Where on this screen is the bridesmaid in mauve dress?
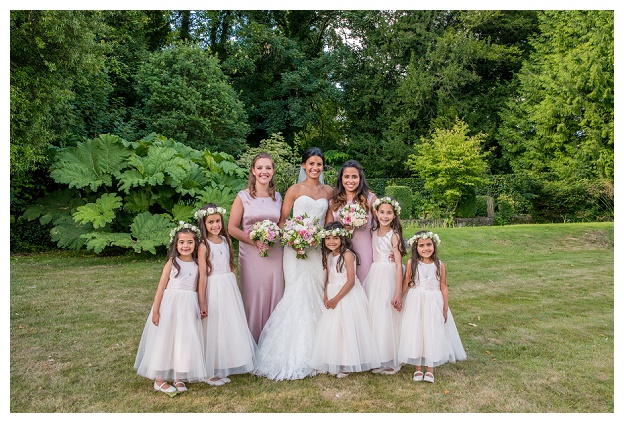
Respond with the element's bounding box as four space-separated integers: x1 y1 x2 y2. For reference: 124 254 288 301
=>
326 159 377 284
228 153 284 342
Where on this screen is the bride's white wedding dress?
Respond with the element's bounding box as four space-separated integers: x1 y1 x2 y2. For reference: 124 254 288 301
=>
253 195 328 380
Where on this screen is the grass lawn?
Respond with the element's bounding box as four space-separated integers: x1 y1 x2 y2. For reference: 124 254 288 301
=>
9 222 614 413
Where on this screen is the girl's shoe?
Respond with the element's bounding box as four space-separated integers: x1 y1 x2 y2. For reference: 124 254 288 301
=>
205 378 226 386
154 381 178 394
173 381 187 392
423 372 434 383
412 371 424 382
380 367 401 375
371 368 384 374
336 372 350 379
220 377 231 383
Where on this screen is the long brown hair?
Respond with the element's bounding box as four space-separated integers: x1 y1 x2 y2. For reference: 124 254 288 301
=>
371 200 407 257
330 159 372 214
408 230 441 288
196 203 236 276
247 152 276 200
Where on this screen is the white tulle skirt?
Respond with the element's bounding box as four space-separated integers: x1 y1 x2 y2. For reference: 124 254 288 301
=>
203 271 257 378
134 289 207 382
310 281 381 374
397 288 466 368
364 261 401 368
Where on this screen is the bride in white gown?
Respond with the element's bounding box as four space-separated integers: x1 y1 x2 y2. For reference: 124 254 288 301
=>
253 147 333 380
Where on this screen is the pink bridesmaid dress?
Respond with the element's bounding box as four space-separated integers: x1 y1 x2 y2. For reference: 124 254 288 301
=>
331 192 375 283
237 190 285 343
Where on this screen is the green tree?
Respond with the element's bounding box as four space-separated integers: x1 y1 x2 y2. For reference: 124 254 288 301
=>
133 43 250 156
498 10 614 181
10 10 104 175
407 119 489 216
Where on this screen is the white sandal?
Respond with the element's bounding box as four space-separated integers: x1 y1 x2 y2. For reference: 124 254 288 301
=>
412 371 424 382
423 372 435 383
154 381 177 394
173 381 187 392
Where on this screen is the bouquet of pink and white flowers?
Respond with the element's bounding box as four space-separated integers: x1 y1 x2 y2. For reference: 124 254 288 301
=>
339 203 368 234
280 214 322 259
249 219 281 257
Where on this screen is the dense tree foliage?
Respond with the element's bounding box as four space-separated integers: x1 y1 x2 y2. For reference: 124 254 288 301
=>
10 10 614 250
498 10 614 181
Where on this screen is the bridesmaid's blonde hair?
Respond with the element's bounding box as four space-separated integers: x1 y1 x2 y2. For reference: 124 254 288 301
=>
248 152 277 200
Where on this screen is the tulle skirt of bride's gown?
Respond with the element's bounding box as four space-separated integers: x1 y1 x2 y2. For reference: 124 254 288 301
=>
253 246 325 380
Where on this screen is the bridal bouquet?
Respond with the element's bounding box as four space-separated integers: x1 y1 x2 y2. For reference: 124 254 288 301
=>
249 219 281 257
338 203 368 234
280 214 322 259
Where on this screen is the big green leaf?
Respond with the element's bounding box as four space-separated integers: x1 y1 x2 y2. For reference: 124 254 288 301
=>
129 212 174 254
81 232 134 254
50 134 132 190
118 146 191 193
23 189 85 225
124 190 153 213
194 186 237 212
170 204 196 223
73 193 123 228
50 215 91 250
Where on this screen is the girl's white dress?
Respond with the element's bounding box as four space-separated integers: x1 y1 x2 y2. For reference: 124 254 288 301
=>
310 252 381 374
397 261 466 367
363 230 401 368
134 258 207 382
202 237 257 378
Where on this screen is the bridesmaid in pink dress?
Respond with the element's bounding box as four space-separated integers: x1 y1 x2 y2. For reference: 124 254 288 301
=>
325 159 377 284
228 153 284 342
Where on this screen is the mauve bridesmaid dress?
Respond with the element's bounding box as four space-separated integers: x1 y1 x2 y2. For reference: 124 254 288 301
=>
237 189 285 342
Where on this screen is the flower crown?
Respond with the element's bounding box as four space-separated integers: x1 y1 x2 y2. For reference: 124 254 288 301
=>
407 231 441 247
373 197 401 215
170 221 201 244
194 206 227 220
319 227 351 238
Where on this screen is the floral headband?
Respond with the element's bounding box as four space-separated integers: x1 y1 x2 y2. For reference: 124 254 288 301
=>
170 221 201 244
319 227 351 238
407 231 441 247
194 207 227 220
373 197 401 216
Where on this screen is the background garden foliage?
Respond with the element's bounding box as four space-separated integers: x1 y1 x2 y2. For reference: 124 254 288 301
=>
10 10 614 252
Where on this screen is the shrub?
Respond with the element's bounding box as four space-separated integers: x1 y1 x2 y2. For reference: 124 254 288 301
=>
455 189 478 218
384 186 413 218
494 194 517 226
475 195 490 217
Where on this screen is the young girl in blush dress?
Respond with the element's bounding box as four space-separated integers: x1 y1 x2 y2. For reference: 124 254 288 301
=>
228 152 284 343
364 197 407 375
134 223 206 396
398 231 466 383
196 203 257 386
310 222 380 378
326 159 377 283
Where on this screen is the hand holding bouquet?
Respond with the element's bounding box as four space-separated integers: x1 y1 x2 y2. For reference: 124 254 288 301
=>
338 203 368 234
280 214 322 259
249 219 281 257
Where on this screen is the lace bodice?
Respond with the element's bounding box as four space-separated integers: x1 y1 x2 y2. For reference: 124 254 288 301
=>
413 261 440 291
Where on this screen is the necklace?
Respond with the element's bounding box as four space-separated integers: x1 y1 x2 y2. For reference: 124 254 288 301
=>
303 183 323 191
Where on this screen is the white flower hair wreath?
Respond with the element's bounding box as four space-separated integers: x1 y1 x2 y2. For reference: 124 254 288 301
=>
170 221 201 244
407 231 441 247
372 197 401 216
194 207 227 221
319 227 351 238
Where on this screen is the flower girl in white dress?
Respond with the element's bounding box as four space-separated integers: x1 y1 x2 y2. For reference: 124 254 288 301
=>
398 231 466 383
196 203 257 386
134 223 206 396
310 222 380 378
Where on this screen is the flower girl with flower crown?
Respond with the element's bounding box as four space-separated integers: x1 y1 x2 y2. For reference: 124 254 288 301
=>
196 203 257 386
398 231 466 383
134 222 206 396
